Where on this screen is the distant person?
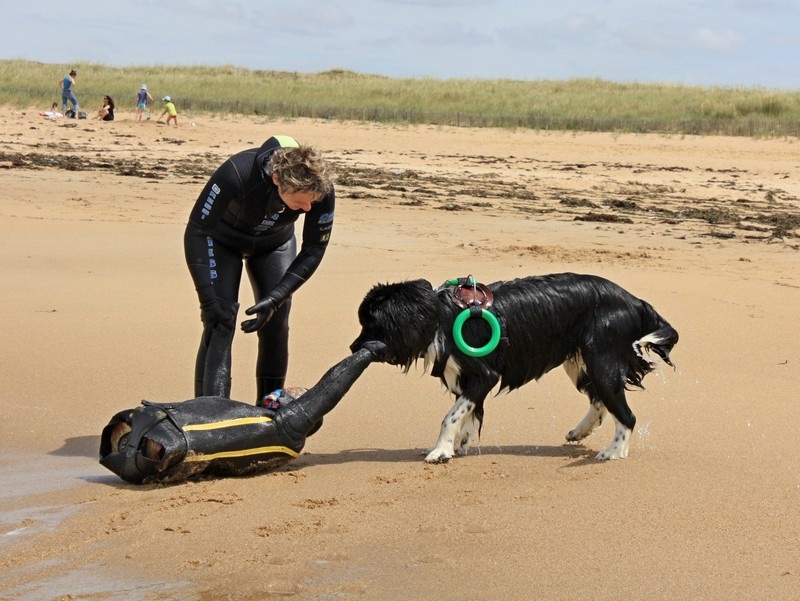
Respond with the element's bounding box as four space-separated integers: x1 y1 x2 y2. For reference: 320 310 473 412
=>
135 84 154 122
95 95 115 121
39 102 63 119
59 69 79 117
157 96 178 126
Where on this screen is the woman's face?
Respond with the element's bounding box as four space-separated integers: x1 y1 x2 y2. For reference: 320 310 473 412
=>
271 173 320 212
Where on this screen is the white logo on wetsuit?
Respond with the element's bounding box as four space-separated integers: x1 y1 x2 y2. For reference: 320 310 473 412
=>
256 205 286 233
206 236 218 280
200 183 221 220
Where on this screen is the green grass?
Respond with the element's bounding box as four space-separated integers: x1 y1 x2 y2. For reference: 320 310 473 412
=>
2 59 799 136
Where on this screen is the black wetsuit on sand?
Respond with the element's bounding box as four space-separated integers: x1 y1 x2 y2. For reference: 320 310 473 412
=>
98 344 386 484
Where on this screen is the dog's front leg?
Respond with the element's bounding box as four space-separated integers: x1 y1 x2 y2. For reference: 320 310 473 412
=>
424 395 475 463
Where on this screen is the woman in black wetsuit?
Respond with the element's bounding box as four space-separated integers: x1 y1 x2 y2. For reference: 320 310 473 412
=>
184 135 334 405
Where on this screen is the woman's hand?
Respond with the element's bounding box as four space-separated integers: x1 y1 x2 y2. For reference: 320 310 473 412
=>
241 296 278 333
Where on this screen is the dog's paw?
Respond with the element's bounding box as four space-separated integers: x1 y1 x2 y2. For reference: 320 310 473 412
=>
595 446 628 461
565 428 586 442
596 426 631 460
566 418 602 442
424 448 453 463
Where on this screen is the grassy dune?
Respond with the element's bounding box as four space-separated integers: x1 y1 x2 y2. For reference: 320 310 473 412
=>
2 59 798 136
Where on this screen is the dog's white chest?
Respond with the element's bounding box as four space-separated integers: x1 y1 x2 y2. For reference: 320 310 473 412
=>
425 342 463 395
442 357 463 394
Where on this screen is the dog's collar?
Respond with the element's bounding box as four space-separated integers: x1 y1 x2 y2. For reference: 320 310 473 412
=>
443 278 494 310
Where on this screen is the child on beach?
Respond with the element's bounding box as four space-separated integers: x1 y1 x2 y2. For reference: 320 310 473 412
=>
135 84 154 122
157 96 178 126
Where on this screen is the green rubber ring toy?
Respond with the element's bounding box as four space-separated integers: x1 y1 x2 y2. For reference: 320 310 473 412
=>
452 308 502 357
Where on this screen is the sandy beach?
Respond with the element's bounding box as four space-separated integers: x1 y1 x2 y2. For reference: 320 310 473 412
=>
1 108 798 600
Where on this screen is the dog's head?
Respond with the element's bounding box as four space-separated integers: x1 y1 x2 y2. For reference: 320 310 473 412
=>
350 279 440 370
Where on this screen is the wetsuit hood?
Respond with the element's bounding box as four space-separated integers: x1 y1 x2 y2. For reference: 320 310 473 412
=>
255 135 301 170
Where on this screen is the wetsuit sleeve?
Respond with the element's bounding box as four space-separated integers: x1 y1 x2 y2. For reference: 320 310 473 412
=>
184 160 246 302
187 159 244 230
267 188 335 306
274 344 385 445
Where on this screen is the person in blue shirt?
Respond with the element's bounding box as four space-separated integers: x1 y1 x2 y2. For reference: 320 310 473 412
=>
135 84 154 122
184 135 335 406
59 70 79 115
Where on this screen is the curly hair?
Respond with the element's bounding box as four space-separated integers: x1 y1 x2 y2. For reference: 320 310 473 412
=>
265 145 333 197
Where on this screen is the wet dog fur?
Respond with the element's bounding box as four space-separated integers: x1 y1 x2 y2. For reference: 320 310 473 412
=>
350 273 678 462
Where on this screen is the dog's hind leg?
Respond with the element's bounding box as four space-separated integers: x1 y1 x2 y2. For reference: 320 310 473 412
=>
566 402 607 442
592 383 635 461
564 355 607 442
597 414 633 461
565 354 635 459
424 395 478 463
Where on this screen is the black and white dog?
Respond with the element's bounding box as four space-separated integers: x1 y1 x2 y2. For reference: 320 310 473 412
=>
350 273 678 463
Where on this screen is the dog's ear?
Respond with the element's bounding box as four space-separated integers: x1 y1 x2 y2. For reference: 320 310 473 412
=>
406 278 433 293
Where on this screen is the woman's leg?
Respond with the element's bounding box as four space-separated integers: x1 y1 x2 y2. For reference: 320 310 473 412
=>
246 237 297 404
185 230 243 398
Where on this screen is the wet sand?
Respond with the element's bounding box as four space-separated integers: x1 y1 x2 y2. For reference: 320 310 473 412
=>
1 108 799 600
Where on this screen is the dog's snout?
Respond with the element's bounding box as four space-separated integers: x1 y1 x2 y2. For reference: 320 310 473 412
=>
349 336 364 353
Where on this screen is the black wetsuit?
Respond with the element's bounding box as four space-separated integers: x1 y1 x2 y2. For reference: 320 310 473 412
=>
184 136 335 402
98 343 387 484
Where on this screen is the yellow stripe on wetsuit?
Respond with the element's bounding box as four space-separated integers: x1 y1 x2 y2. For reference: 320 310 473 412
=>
183 416 273 431
183 446 298 462
180 415 298 461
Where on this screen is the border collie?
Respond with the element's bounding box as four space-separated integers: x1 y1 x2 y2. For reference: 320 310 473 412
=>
350 273 678 462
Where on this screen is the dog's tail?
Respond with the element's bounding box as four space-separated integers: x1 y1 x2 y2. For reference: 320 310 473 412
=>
633 325 679 369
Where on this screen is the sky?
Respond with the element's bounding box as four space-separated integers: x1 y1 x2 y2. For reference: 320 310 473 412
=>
4 0 798 89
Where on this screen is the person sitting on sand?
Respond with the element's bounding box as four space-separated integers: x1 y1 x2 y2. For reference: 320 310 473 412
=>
95 95 115 121
157 96 178 126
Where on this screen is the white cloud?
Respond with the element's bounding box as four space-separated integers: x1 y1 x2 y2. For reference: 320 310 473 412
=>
1 0 797 87
498 14 609 58
408 22 494 45
690 27 744 52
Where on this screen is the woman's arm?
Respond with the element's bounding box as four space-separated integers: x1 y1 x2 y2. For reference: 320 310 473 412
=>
241 189 335 332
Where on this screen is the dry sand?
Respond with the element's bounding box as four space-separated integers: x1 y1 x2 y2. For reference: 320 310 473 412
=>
0 107 798 600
